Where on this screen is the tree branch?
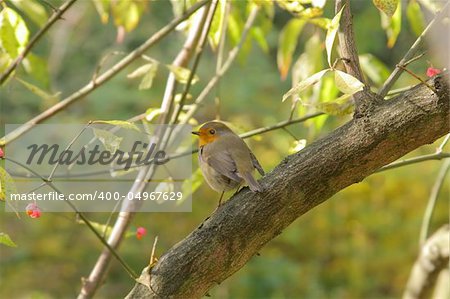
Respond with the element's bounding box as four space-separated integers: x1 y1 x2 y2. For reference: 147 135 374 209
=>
0 0 78 85
403 225 450 299
125 75 450 298
0 0 209 147
335 0 366 84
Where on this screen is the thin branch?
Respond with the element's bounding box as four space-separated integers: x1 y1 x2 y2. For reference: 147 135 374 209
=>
376 152 450 172
378 1 450 98
239 112 323 139
396 65 437 93
0 0 78 85
419 159 450 246
4 157 138 279
335 0 366 84
0 0 210 147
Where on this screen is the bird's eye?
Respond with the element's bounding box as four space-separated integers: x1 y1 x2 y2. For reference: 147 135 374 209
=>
209 129 216 135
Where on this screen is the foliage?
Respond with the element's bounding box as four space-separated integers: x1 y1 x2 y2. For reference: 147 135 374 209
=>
0 0 448 298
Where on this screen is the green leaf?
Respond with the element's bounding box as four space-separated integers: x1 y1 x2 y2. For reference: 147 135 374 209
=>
0 7 29 58
127 63 158 90
15 77 60 103
277 19 306 79
308 17 331 29
251 26 269 53
92 128 123 154
381 0 401 48
208 0 226 50
325 6 344 67
283 69 329 102
92 0 111 24
0 232 17 247
0 52 12 74
111 0 146 32
0 166 17 201
407 0 425 37
92 120 141 132
319 72 340 101
359 54 390 86
373 0 399 18
291 33 325 103
139 63 158 90
10 0 48 27
334 70 364 94
166 64 199 84
145 108 163 122
23 53 50 88
315 94 354 115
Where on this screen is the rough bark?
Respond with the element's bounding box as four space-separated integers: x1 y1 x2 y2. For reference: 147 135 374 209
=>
126 75 450 299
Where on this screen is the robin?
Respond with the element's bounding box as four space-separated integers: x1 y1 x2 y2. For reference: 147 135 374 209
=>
192 121 265 206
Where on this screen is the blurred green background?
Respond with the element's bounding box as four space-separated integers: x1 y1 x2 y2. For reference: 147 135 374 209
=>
1 0 449 298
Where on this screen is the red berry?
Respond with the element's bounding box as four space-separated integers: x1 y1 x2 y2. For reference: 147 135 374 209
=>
25 203 41 218
136 227 147 240
426 67 441 77
0 148 4 158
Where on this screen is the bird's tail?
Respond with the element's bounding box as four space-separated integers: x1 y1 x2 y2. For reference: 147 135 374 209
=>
241 172 263 192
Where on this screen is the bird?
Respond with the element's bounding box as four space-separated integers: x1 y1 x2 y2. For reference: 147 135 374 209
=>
192 121 265 206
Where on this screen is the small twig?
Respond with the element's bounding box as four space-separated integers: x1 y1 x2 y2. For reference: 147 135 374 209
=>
47 121 92 180
0 0 78 85
419 159 450 246
92 51 126 84
239 112 324 139
0 0 210 147
282 127 299 141
376 152 450 172
335 0 366 84
149 236 159 268
437 133 450 152
387 85 417 96
379 1 450 98
402 52 426 67
396 65 437 93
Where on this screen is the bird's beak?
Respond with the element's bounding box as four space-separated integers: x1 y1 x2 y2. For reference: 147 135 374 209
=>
191 131 200 136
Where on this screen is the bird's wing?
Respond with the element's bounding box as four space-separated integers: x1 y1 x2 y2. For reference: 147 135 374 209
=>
251 152 265 176
204 149 241 183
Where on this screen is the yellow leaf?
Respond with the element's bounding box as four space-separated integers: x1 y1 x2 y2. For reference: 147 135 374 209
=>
373 0 399 18
325 6 344 67
334 70 364 94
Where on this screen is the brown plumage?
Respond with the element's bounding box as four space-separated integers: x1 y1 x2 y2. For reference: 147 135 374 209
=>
192 121 265 196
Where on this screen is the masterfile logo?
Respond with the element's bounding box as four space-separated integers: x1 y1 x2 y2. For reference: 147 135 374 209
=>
5 124 193 212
